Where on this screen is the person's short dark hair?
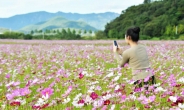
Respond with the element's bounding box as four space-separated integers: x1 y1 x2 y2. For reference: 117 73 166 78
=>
126 27 140 42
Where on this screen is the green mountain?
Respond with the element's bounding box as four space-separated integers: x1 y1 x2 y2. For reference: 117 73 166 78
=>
20 16 97 31
104 0 184 39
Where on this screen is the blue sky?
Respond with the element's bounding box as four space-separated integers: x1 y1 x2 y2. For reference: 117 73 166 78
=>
0 0 143 18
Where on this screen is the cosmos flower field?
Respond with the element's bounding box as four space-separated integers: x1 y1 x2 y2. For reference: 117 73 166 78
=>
0 40 184 110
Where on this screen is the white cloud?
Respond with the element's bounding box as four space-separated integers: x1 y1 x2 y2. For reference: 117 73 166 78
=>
0 0 143 18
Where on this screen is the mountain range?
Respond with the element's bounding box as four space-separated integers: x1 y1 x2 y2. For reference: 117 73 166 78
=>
20 16 97 31
0 11 119 31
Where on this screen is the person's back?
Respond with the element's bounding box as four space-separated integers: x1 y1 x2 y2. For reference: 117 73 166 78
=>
123 44 154 80
125 44 149 70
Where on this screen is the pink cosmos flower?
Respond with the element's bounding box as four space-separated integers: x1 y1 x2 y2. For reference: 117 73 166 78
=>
41 87 54 98
5 73 11 79
13 81 20 86
62 86 72 97
137 95 146 101
6 87 31 100
20 87 31 96
101 105 107 110
121 95 126 102
144 76 150 82
6 93 14 100
182 67 184 71
142 95 156 104
90 92 98 100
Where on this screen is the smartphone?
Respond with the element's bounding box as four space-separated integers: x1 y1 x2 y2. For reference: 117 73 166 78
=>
114 40 118 47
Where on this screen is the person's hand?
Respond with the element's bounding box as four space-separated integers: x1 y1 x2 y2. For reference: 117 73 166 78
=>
113 43 122 54
113 44 121 52
113 43 118 53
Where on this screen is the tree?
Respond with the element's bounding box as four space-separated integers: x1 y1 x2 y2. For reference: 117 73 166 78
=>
108 29 118 38
57 29 60 34
30 30 34 35
178 24 184 34
89 30 92 34
38 30 42 33
84 30 87 34
78 30 82 34
72 29 76 34
165 25 173 36
105 0 184 40
95 31 107 39
67 28 71 34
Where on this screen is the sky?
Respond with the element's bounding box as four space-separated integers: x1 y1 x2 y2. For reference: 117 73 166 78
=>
0 0 143 18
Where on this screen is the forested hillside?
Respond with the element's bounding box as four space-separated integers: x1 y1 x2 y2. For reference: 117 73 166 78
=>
104 0 184 40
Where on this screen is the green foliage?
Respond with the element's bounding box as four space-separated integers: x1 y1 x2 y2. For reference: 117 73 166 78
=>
104 0 184 40
0 28 82 40
178 34 184 40
0 31 24 39
84 30 87 34
95 31 107 39
89 30 92 34
23 34 32 40
178 24 184 34
78 30 82 34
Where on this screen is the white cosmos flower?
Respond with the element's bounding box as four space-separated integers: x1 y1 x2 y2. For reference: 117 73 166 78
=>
1 104 5 109
160 72 165 75
115 85 120 91
73 93 82 101
178 103 184 108
85 95 93 105
72 93 84 108
102 94 112 100
72 101 83 108
106 72 114 77
82 71 88 75
35 98 47 106
155 87 167 92
110 104 115 110
113 75 120 81
5 81 14 87
63 97 71 104
93 99 103 108
89 81 99 85
129 95 136 100
32 78 39 84
154 83 161 87
42 93 49 100
177 77 184 83
15 98 26 105
169 96 177 102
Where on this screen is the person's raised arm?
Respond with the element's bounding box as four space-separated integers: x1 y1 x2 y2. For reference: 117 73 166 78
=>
113 44 129 67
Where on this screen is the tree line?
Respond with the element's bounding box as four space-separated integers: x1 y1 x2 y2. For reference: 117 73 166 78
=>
0 28 95 40
102 0 184 40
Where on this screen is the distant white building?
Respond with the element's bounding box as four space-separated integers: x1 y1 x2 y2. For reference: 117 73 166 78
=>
151 0 163 2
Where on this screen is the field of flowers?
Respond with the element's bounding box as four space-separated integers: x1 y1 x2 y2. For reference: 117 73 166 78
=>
0 40 183 110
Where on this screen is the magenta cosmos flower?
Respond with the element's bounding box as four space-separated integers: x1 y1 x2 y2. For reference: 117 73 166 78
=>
41 87 54 99
90 92 98 100
79 73 84 79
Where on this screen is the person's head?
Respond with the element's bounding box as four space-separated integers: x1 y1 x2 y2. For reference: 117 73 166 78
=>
125 27 140 45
